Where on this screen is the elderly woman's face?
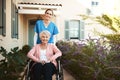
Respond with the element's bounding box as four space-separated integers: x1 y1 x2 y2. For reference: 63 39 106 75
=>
40 33 50 44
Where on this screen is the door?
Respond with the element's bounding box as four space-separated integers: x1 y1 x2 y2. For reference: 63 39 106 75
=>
28 20 36 47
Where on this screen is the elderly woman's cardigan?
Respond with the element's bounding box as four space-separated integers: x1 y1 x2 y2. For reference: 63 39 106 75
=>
27 44 62 67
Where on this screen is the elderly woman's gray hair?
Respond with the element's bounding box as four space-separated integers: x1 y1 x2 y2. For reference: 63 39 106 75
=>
39 30 51 37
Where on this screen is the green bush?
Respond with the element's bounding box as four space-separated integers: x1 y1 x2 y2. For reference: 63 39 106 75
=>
56 38 120 80
0 45 30 80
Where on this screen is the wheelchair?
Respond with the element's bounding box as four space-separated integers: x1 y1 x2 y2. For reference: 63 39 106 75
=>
24 57 64 80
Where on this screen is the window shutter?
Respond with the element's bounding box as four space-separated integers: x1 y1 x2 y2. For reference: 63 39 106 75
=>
0 0 3 35
0 0 6 36
80 21 85 39
11 0 18 39
65 21 69 40
3 0 6 36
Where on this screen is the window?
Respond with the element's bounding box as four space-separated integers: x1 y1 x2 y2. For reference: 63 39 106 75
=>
11 0 18 38
91 1 99 6
0 0 6 36
65 20 85 40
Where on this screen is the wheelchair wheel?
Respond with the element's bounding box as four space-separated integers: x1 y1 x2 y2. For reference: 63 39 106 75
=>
24 60 34 80
24 65 31 80
56 64 64 80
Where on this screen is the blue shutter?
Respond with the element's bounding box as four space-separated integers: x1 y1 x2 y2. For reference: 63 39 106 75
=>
80 21 85 39
11 0 18 39
65 21 70 40
0 0 3 35
0 0 6 36
3 0 6 36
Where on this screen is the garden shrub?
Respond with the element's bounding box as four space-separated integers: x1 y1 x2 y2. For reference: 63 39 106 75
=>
56 38 120 80
0 45 30 80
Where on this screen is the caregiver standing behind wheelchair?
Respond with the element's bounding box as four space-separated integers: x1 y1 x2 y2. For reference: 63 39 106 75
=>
34 9 59 45
27 30 62 80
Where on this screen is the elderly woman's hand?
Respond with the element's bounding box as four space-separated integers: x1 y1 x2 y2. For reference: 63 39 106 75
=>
49 58 54 62
40 60 46 65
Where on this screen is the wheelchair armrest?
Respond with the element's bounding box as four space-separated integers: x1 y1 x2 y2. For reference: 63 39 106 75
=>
27 58 30 62
56 56 62 69
56 56 61 61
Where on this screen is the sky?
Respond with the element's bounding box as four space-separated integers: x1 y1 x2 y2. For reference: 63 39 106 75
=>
77 0 91 8
76 0 120 16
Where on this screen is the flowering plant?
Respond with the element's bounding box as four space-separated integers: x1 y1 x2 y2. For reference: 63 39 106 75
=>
56 38 120 80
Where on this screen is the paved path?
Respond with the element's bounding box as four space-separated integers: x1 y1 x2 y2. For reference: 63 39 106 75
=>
23 68 76 80
62 69 76 80
53 69 75 80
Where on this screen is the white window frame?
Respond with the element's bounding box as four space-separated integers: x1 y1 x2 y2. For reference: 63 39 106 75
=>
65 20 85 40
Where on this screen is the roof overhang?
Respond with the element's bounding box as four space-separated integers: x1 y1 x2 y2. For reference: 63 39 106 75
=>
17 2 62 15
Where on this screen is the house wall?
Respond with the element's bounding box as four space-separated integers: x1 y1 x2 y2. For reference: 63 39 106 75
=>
0 0 28 52
19 14 28 46
85 20 113 39
49 0 87 40
0 0 16 51
0 0 87 52
0 0 18 59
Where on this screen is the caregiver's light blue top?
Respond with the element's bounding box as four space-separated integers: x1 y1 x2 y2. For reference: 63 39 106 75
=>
34 20 59 44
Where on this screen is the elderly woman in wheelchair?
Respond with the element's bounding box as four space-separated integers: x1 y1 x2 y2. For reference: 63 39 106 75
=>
27 30 62 80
